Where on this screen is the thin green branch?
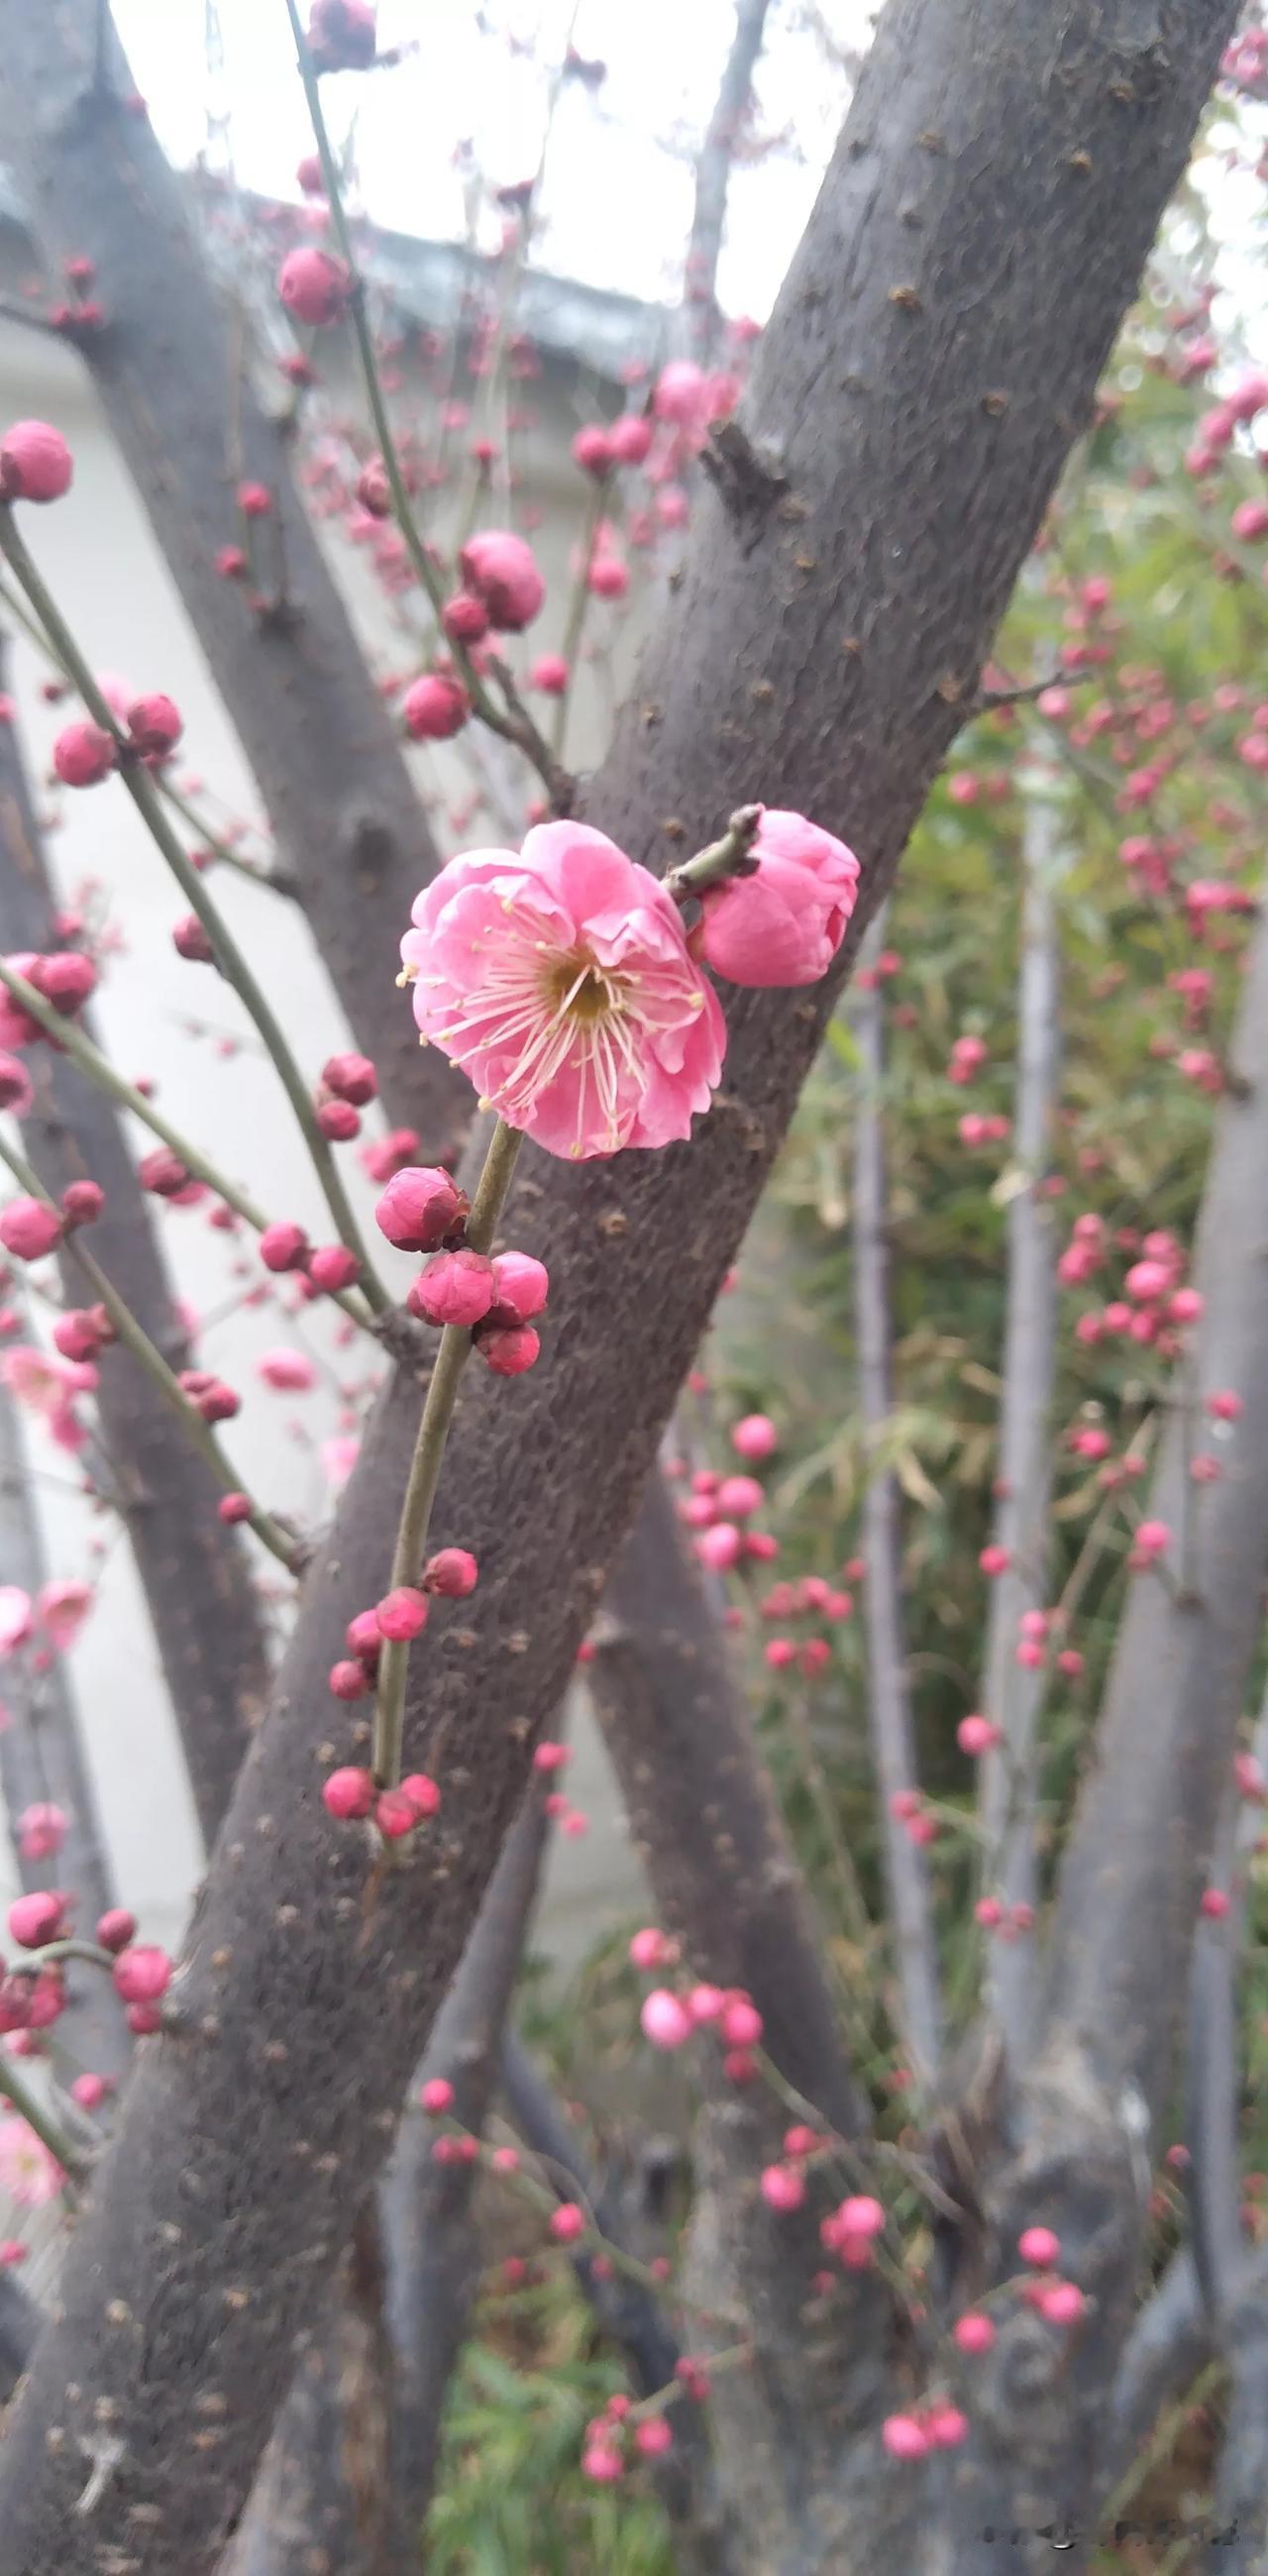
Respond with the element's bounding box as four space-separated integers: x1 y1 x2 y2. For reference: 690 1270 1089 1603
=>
371 1118 523 1786
0 956 373 1336
281 0 574 816
0 503 389 1311
0 1133 305 1576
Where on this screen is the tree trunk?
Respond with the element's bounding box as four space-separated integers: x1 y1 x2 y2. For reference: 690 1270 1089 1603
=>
0 0 468 1156
592 1466 864 2138
978 788 1061 2064
851 932 943 2091
0 8 1236 2568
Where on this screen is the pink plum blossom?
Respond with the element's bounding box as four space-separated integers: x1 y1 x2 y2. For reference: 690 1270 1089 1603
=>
0 2116 64 2207
401 823 725 1159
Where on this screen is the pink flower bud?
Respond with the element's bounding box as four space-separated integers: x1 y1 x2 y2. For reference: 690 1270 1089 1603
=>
608 413 653 466
256 1347 316 1392
375 1166 467 1252
70 2072 108 2110
0 1198 60 1261
127 694 182 755
1018 2225 1061 2268
587 553 628 598
419 2077 454 2114
322 1052 377 1106
958 1714 1000 1756
0 419 73 502
409 1248 496 1328
1208 1389 1243 1422
715 1473 763 1519
731 1412 777 1459
1036 2280 1085 2325
95 1907 136 1954
112 1944 171 2004
488 1249 549 1323
60 1179 103 1229
139 1146 190 1198
1201 1886 1230 1919
403 674 470 741
375 1788 417 1840
699 810 860 989
634 2416 673 2457
322 1762 370 1823
719 1995 763 2048
640 1988 693 2049
549 2201 585 2243
459 529 545 631
760 2162 805 2211
533 1740 570 1772
530 654 569 694
882 2414 929 2460
317 1099 360 1141
7 1891 63 1949
924 2405 969 2449
277 245 352 327
375 1587 429 1642
572 425 613 476
309 1244 362 1294
53 721 115 789
423 1548 478 1598
172 913 215 964
261 1222 311 1273
954 2309 996 2354
401 1772 441 1817
35 950 97 1014
328 1659 370 1701
696 1521 742 1571
441 590 488 644
1169 1287 1204 1324
308 0 378 72
581 2443 624 2484
476 1321 541 1375
628 1926 675 1970
979 1545 1010 1576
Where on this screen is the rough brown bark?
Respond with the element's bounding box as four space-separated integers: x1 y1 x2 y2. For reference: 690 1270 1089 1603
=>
0 7 1236 2569
593 1467 864 2138
0 683 270 1847
0 0 468 1157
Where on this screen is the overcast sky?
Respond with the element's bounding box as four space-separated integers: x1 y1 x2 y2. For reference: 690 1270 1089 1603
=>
109 0 871 320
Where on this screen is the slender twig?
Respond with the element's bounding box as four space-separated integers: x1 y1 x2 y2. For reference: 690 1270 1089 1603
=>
0 1134 305 1575
0 504 388 1311
0 956 373 1337
281 0 574 817
370 1119 523 1786
0 2048 86 2184
549 477 604 760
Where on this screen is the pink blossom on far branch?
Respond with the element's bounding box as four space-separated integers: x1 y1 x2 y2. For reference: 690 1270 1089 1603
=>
400 823 725 1159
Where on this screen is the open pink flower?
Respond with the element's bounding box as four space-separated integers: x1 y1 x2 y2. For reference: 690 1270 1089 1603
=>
0 2116 64 2207
401 823 725 1159
698 810 860 988
2 1344 96 1452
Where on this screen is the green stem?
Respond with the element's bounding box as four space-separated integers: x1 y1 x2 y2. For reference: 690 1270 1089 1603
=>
0 955 373 1336
0 2046 87 2183
0 1134 305 1576
665 805 764 902
0 504 388 1312
371 1117 523 1786
157 776 299 902
282 0 573 815
549 477 605 761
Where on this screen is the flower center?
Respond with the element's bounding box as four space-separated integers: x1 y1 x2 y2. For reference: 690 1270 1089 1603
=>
545 948 622 1026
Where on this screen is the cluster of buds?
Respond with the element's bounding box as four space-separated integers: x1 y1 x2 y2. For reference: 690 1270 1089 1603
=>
629 1929 764 2079
374 1164 547 1375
